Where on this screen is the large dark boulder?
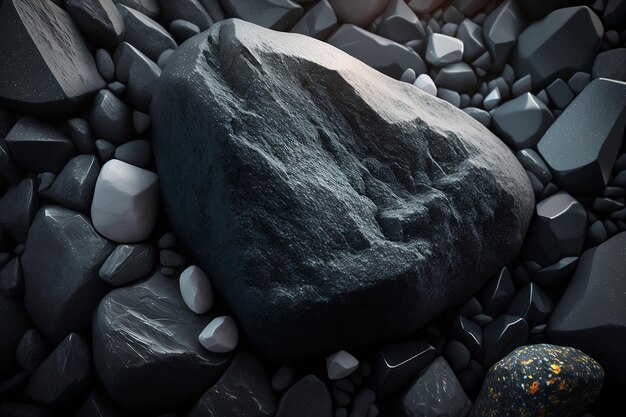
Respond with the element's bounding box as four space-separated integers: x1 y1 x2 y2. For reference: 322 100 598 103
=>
151 19 534 361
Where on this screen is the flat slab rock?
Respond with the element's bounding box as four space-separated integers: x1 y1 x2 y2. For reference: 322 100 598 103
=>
152 19 534 361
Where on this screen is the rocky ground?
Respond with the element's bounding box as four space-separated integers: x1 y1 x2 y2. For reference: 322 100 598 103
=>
0 1 625 417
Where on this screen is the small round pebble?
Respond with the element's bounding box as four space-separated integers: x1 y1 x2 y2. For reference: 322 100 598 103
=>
327 350 359 380
199 316 238 353
179 265 213 314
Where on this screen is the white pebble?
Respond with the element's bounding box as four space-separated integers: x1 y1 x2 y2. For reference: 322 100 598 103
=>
199 316 238 353
179 265 213 314
326 350 359 380
414 74 437 96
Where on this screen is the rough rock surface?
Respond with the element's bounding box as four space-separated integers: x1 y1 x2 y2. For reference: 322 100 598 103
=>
152 19 535 361
93 272 231 412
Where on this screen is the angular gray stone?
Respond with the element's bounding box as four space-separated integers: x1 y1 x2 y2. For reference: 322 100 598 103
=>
546 78 574 109
67 0 125 49
115 0 159 19
199 0 225 22
434 62 477 92
490 93 554 150
22 206 114 342
0 257 24 299
90 90 132 146
437 88 462 107
407 0 447 13
67 118 95 154
189 353 276 417
537 78 626 195
44 155 100 212
0 178 37 243
126 48 162 113
95 139 115 162
274 375 332 417
152 19 535 361
169 19 201 43
425 33 464 66
532 256 579 287
483 315 529 368
330 0 389 27
483 0 523 70
291 0 337 40
568 71 591 94
156 0 212 30
114 139 152 168
453 0 490 16
223 0 303 31
463 107 491 127
24 333 91 407
96 49 116 83
482 87 501 110
0 0 106 115
16 329 48 374
93 272 231 412
548 231 626 382
399 357 472 417
99 243 156 286
480 266 515 317
327 24 427 79
517 149 552 184
117 4 177 62
452 315 484 361
457 19 485 62
372 341 436 400
4 117 76 173
513 6 604 90
0 293 30 378
377 0 427 43
592 48 626 82
506 283 553 327
512 74 532 97
524 191 587 266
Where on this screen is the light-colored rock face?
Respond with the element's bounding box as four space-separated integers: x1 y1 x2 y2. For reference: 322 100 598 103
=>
152 19 534 361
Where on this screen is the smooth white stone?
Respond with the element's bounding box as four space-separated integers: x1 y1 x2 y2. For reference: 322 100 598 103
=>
199 316 238 353
326 350 359 380
179 265 213 314
414 74 437 96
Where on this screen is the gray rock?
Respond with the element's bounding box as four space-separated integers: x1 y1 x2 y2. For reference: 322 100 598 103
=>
568 71 591 94
483 315 529 368
223 0 303 31
90 90 132 146
350 388 376 417
426 33 464 66
76 389 121 417
546 78 574 109
189 353 276 417
274 375 332 417
453 0 490 16
99 243 156 286
44 155 100 212
67 118 94 154
95 139 116 162
327 24 427 79
506 283 553 327
399 357 472 417
158 231 177 248
67 0 125 49
114 139 152 168
93 272 231 412
96 49 116 82
271 365 295 391
117 4 177 62
133 110 151 133
4 117 76 173
0 0 106 115
524 191 587 266
401 68 417 83
548 231 626 382
126 50 161 114
407 0 447 13
445 340 471 372
490 93 554 150
377 0 427 43
457 19 485 62
0 257 23 298
0 293 30 377
533 256 579 287
107 81 126 97
482 87 501 110
291 0 337 40
434 62 477 92
24 333 91 406
452 315 483 361
463 107 491 127
22 206 114 342
156 0 212 30
330 0 389 27
537 78 626 195
114 0 159 19
169 19 201 43
483 0 523 70
16 329 48 374
437 88 462 107
511 74 532 97
443 5 464 24
513 6 603 90
516 149 552 184
487 77 510 100
515 0 589 19
480 266 515 317
199 0 225 22
152 19 534 360
0 178 37 243
592 48 626 82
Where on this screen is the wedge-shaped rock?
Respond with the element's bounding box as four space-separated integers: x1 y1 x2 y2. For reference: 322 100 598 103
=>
152 19 534 361
330 0 389 27
22 206 114 342
0 0 105 115
66 0 125 49
93 272 231 412
222 0 303 31
548 232 626 383
117 4 177 62
513 6 603 90
537 78 626 195
291 0 337 40
377 0 426 43
328 24 427 79
483 0 523 70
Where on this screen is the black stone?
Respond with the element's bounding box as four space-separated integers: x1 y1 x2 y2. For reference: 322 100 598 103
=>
0 372 29 397
452 315 483 361
66 0 125 49
483 315 529 368
0 0 105 115
350 388 376 417
290 0 337 40
43 155 100 212
532 256 578 288
92 272 231 412
117 4 177 62
0 293 30 378
66 118 95 154
483 0 524 70
445 340 471 372
592 48 626 82
274 375 332 417
90 89 133 146
4 117 76 173
222 0 303 31
0 178 37 243
152 19 534 361
505 283 553 327
0 138 21 186
480 266 515 317
515 0 588 19
189 353 276 417
115 0 159 19
156 0 213 30
99 243 156 286
0 403 52 417
377 0 427 44
371 340 436 400
76 389 122 417
24 333 91 407
16 329 48 374
0 257 23 298
548 232 626 383
22 206 114 342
